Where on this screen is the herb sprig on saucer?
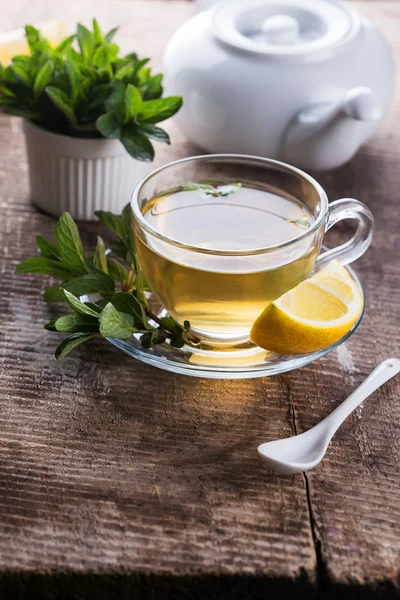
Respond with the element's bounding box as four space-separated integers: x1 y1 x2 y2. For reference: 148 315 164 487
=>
15 206 192 359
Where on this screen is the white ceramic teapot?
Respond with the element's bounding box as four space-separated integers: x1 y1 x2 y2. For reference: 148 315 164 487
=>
164 0 394 170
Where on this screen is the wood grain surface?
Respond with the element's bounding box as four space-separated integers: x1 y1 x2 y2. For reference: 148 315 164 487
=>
0 1 399 599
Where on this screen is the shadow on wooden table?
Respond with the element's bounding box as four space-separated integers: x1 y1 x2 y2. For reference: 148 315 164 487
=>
0 571 399 599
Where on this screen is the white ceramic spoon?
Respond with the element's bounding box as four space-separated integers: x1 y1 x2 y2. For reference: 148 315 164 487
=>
258 358 400 474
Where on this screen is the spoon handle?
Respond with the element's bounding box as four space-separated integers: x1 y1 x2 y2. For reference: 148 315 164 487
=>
323 358 400 437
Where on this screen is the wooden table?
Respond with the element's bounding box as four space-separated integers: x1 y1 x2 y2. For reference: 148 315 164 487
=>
0 1 399 598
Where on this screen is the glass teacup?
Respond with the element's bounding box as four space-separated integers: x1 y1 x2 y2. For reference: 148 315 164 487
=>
131 155 373 345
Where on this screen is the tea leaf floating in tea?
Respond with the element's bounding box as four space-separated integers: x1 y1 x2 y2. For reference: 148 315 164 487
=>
15 209 194 359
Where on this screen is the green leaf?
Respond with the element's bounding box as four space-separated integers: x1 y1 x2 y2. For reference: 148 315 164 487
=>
44 284 64 303
36 236 61 260
46 86 77 125
107 258 128 285
66 62 81 105
61 271 115 297
121 203 135 257
121 128 154 161
111 292 146 327
143 73 163 100
93 19 104 45
140 332 152 349
99 303 137 338
54 34 76 55
169 334 185 349
124 84 143 122
0 106 40 120
33 60 54 99
44 318 57 331
108 240 127 259
15 257 74 279
25 25 40 51
84 302 103 314
160 317 179 333
54 313 99 333
62 289 101 317
77 24 94 60
95 210 126 241
55 212 91 274
105 81 125 121
87 83 112 108
93 236 109 273
9 64 32 86
55 332 97 360
139 96 183 124
104 26 119 44
96 112 121 138
138 124 170 144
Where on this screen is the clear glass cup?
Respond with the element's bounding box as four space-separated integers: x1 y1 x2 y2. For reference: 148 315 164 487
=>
131 155 373 345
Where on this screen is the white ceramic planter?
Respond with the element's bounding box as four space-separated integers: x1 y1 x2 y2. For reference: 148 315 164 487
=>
23 120 149 221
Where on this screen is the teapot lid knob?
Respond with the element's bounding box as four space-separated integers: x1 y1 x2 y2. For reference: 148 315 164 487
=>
261 15 300 45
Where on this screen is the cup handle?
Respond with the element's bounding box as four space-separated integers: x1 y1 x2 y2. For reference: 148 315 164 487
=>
316 198 374 268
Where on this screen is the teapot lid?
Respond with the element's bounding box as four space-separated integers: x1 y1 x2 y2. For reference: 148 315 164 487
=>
211 0 360 57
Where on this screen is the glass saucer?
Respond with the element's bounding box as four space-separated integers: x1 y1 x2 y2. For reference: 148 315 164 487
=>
106 263 364 379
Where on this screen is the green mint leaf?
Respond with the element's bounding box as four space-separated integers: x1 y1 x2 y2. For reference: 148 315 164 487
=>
124 84 143 122
25 25 41 51
107 258 128 285
121 203 136 259
44 318 58 331
181 182 241 197
33 60 54 99
169 334 185 349
62 289 101 317
84 302 103 314
160 317 178 333
54 34 76 55
10 64 31 87
140 332 152 349
95 210 126 241
121 128 154 162
139 96 183 124
15 257 74 279
54 313 99 333
93 236 109 273
55 212 91 274
96 112 121 138
138 124 170 144
44 284 64 303
92 19 104 45
46 86 77 125
104 26 119 44
99 303 137 338
66 62 81 106
143 73 163 101
77 23 94 60
105 81 125 120
55 332 97 360
36 236 61 260
61 271 115 297
111 292 147 328
109 240 128 259
0 106 40 119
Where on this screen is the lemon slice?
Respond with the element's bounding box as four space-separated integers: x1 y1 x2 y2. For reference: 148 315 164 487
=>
250 260 363 355
0 22 67 65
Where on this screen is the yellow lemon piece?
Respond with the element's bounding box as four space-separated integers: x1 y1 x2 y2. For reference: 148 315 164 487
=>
250 260 363 355
0 22 67 65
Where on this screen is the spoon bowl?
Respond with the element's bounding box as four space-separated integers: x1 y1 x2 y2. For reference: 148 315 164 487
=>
258 358 400 474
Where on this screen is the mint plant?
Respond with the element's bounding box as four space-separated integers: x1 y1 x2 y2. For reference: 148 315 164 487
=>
15 207 193 359
0 20 182 161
